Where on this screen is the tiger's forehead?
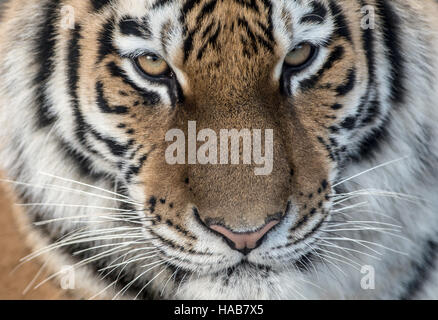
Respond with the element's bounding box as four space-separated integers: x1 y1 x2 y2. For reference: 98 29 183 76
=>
112 0 334 64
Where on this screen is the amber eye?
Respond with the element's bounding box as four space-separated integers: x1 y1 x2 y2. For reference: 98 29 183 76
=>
284 43 317 70
135 54 170 78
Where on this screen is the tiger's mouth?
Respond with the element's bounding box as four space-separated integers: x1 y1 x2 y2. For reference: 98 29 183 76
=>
149 207 329 279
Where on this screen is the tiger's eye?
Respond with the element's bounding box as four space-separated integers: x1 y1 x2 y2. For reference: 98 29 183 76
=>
136 54 170 77
284 43 314 68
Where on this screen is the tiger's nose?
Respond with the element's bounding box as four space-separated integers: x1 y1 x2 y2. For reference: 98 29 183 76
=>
209 220 280 255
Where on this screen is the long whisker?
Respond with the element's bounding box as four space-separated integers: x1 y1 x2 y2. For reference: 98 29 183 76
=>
321 228 410 243
0 178 140 206
306 243 347 277
333 156 409 187
22 260 49 295
20 231 149 263
15 202 132 211
113 258 174 299
100 251 161 272
332 189 426 205
33 244 134 290
159 252 192 297
38 172 138 201
134 266 169 300
331 201 368 212
316 248 362 269
317 239 381 261
318 236 408 255
325 220 403 229
332 209 401 223
322 226 401 233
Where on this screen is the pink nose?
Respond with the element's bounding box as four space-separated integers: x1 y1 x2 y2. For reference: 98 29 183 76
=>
210 220 279 253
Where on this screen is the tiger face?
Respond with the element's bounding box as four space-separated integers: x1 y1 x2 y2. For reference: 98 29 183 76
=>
2 0 424 299
76 1 373 263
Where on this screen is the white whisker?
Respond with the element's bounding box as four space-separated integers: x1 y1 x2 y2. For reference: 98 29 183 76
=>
15 202 132 211
333 156 409 187
0 178 140 206
114 258 174 299
134 266 169 300
38 171 137 201
317 239 381 261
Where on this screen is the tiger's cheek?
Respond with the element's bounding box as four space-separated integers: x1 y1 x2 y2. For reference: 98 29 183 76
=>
290 39 368 168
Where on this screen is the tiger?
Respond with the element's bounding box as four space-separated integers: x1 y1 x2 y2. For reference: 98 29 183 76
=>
0 0 437 300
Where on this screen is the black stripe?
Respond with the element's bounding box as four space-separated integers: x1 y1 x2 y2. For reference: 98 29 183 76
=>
67 24 102 157
197 21 221 60
340 116 356 130
300 1 328 24
67 25 82 103
57 138 107 179
201 20 215 39
253 0 274 52
196 0 218 24
259 0 274 39
181 0 273 62
152 0 174 9
317 136 336 161
331 103 343 110
183 29 195 62
97 18 116 63
336 68 356 96
91 0 111 11
238 18 259 55
180 0 201 62
358 0 376 81
256 20 275 43
96 81 129 114
34 0 61 128
400 239 438 300
375 0 405 104
106 61 161 105
182 0 203 16
349 0 402 162
359 101 379 126
119 16 152 39
349 116 389 161
357 0 380 127
342 0 381 162
125 153 149 182
232 0 260 13
328 0 352 42
67 24 93 153
68 26 133 159
299 45 345 91
238 17 273 53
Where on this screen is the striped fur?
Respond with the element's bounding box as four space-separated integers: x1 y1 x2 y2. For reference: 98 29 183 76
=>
0 0 438 299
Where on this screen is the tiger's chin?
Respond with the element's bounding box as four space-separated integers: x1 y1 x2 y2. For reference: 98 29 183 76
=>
161 234 319 287
165 258 314 300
